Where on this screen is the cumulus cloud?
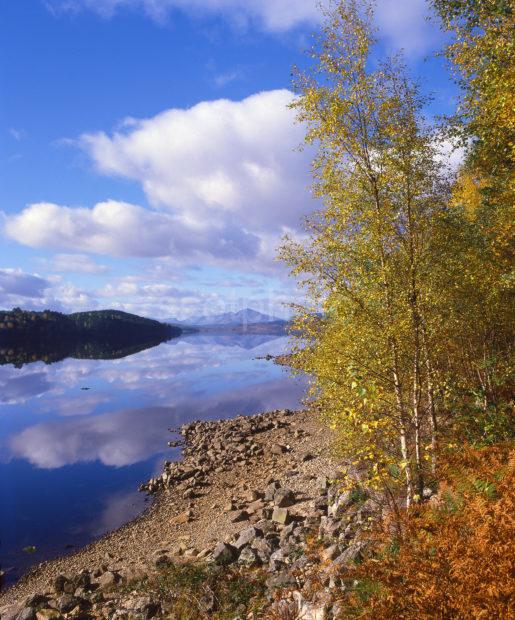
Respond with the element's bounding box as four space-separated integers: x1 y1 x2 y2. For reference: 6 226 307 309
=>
4 200 260 261
4 90 312 269
80 90 311 232
48 253 109 274
0 268 51 307
0 267 98 313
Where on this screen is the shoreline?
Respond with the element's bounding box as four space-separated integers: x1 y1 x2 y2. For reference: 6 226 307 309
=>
0 407 337 610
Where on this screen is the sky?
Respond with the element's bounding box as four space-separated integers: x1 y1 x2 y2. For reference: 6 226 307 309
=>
0 0 458 320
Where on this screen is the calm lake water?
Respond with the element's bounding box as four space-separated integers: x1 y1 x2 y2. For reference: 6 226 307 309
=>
0 333 304 587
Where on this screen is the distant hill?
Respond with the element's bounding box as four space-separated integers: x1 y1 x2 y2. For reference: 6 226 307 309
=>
167 308 286 329
0 308 181 367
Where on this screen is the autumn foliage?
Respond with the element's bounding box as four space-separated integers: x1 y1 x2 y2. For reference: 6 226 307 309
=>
338 445 515 619
279 1 514 617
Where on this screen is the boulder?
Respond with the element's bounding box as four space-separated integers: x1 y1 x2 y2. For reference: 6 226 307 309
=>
321 544 341 562
274 488 295 508
212 543 238 566
15 610 36 620
234 526 261 549
131 597 160 619
22 596 48 610
272 507 291 525
54 595 80 614
292 592 326 620
333 541 368 567
264 481 281 502
238 547 260 567
229 510 250 523
97 571 118 590
251 538 274 562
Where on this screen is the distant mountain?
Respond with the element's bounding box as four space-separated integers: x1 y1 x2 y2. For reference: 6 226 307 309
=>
168 308 285 328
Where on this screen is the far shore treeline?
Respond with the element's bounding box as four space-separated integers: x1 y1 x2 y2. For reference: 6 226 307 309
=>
0 308 181 367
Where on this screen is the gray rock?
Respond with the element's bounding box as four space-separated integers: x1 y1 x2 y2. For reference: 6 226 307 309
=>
272 507 291 525
238 547 260 567
274 488 295 508
280 522 296 541
321 544 341 562
212 542 238 565
52 575 70 594
98 571 118 590
254 519 276 535
251 537 274 562
55 595 80 614
131 597 160 619
333 541 368 567
269 549 287 571
266 571 296 589
246 499 265 513
264 481 281 502
15 610 35 620
229 510 249 523
328 491 354 519
292 591 326 620
234 526 261 549
73 571 91 590
22 595 48 610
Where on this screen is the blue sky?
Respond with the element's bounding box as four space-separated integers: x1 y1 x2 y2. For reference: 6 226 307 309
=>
0 0 457 320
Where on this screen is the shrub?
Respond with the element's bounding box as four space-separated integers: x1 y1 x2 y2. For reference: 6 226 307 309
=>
337 444 514 619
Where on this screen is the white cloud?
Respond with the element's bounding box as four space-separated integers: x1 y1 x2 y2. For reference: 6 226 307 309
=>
45 0 321 32
434 137 466 173
212 68 245 88
375 0 441 56
4 90 312 271
4 199 261 261
0 268 51 307
0 267 99 313
48 253 109 274
80 90 311 233
97 278 204 300
45 0 442 55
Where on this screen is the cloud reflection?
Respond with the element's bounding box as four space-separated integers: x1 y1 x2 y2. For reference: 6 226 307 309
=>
9 377 304 469
0 369 52 405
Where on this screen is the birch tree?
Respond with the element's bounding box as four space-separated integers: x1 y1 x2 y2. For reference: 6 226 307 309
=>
280 0 451 505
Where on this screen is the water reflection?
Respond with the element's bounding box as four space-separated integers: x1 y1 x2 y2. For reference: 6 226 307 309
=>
0 334 173 369
0 333 303 587
0 370 52 405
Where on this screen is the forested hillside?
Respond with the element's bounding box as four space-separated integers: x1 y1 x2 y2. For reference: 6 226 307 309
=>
0 308 181 367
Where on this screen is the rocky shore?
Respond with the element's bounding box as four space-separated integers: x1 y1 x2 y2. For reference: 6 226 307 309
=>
0 409 378 619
